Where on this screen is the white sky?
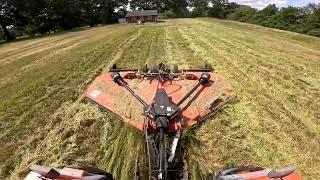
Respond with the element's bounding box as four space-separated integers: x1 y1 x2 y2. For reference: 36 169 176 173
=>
229 0 320 9
123 0 320 11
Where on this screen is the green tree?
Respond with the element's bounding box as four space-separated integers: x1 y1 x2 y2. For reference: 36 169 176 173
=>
0 0 18 40
275 6 302 30
167 0 189 17
260 4 278 16
22 0 52 34
252 4 278 27
189 0 210 16
79 0 102 27
226 5 256 22
300 3 320 36
47 0 82 30
224 2 240 15
0 28 4 40
130 0 159 10
130 0 189 17
99 0 128 24
208 0 228 18
116 7 128 18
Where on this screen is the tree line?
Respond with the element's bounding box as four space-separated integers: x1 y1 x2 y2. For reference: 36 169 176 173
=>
1 0 319 41
216 3 320 37
0 0 129 41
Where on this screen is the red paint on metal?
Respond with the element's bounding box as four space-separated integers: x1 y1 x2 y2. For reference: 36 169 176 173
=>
244 172 301 180
86 71 235 132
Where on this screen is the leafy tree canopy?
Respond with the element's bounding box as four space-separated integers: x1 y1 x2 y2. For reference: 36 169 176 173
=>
0 0 319 41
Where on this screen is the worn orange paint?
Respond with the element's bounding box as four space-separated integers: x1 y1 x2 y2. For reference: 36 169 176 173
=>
86 71 235 132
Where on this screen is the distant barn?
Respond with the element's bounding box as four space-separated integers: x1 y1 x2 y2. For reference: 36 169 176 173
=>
125 10 158 23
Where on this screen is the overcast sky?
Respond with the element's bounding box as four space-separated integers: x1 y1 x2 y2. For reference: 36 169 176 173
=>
229 0 320 9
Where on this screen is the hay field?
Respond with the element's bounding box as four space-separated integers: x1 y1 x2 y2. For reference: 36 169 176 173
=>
0 18 319 179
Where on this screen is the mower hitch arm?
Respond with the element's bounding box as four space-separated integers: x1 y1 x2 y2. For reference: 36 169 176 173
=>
112 72 148 107
177 73 211 106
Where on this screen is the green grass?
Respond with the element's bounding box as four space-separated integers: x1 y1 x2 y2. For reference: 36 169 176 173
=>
0 18 319 179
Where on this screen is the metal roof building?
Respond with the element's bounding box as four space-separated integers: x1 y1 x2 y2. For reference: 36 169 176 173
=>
125 10 158 23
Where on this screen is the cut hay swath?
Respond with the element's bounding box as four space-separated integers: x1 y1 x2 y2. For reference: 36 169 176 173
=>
0 18 319 179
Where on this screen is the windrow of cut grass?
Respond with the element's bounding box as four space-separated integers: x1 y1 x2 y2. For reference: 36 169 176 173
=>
9 101 145 180
164 25 200 69
170 18 320 179
116 26 166 69
0 24 141 178
0 18 319 179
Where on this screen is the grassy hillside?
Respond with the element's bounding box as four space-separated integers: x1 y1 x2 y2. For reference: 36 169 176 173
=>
0 18 319 179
